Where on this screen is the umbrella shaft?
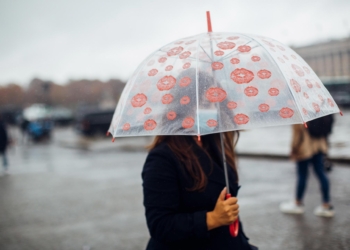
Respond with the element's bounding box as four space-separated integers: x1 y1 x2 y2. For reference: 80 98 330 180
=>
220 132 230 193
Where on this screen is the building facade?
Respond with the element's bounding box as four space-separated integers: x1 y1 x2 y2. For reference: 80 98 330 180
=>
293 37 350 106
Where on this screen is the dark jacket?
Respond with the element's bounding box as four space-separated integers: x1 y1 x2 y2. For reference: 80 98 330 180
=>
142 136 251 250
0 121 8 152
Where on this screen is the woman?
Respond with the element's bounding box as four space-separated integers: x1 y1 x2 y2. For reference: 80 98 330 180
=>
142 132 254 249
280 124 334 217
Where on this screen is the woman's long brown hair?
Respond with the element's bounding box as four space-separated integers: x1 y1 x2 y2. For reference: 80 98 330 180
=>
148 132 239 191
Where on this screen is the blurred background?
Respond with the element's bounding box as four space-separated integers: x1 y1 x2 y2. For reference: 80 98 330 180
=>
0 0 349 249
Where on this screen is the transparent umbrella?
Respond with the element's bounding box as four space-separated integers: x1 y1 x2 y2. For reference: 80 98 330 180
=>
108 11 342 237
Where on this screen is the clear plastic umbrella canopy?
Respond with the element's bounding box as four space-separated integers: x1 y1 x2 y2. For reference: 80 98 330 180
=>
108 32 340 138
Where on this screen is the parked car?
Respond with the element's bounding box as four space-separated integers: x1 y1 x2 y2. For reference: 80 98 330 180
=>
27 119 53 142
76 109 114 136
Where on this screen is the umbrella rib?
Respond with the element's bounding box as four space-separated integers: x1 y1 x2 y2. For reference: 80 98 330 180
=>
197 43 214 63
195 35 204 137
217 40 256 62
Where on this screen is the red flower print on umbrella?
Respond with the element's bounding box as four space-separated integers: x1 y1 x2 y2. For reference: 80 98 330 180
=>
227 36 239 40
126 108 134 116
158 57 167 63
148 69 158 76
180 77 191 87
165 65 173 71
175 41 183 44
279 107 294 118
123 123 130 131
179 51 191 59
291 55 297 59
238 45 251 53
144 119 157 131
258 103 270 112
318 95 324 102
206 87 227 102
212 62 224 70
268 88 279 96
262 40 275 47
183 62 191 69
162 94 174 104
313 103 320 112
244 86 259 97
315 82 321 88
278 57 285 63
283 55 289 60
328 98 334 107
167 111 177 120
230 58 240 64
303 92 309 99
257 69 271 79
292 64 305 77
306 79 313 88
207 119 218 127
277 45 285 51
217 41 235 50
144 107 152 114
227 101 237 109
131 93 147 107
303 66 310 74
180 96 190 105
251 56 260 62
234 114 249 125
290 79 301 93
214 50 224 56
157 75 176 91
167 46 184 56
185 40 196 45
231 68 254 84
182 117 195 129
302 108 308 115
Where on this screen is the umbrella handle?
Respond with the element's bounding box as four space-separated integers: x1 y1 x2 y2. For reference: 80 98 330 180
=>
225 193 239 237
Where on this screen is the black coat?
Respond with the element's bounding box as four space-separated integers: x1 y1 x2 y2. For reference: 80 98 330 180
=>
0 122 8 152
142 136 252 250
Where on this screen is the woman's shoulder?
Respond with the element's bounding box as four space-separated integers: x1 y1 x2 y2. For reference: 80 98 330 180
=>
143 142 179 172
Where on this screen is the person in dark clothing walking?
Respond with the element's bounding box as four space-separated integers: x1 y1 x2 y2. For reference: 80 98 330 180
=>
142 133 256 250
0 116 9 174
280 123 334 217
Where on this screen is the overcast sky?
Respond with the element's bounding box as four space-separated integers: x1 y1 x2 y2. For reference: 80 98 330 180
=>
1 0 350 86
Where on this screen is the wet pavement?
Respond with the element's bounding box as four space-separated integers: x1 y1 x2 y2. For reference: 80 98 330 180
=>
0 129 349 250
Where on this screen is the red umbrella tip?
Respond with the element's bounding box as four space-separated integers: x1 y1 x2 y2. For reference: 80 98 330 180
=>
340 111 343 116
197 135 201 141
112 138 115 142
303 122 308 128
206 11 212 32
106 131 110 136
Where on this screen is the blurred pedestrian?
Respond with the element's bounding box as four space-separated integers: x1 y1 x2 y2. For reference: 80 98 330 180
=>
20 117 30 143
0 115 9 174
280 122 334 217
142 133 257 250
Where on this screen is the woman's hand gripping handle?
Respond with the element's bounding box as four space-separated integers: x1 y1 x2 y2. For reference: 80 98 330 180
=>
206 187 239 236
225 192 239 237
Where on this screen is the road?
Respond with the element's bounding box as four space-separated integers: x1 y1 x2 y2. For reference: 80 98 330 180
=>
0 128 349 250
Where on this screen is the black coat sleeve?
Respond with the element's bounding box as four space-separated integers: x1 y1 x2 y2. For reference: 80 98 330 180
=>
142 147 210 243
